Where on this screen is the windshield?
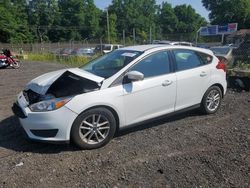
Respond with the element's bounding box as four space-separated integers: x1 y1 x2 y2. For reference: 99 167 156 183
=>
80 50 143 78
211 47 230 55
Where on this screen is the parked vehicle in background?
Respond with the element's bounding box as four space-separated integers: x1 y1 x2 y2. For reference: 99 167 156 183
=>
51 48 62 55
0 49 20 69
196 44 210 49
152 40 194 46
59 48 73 57
170 41 194 46
152 40 171 44
71 48 94 57
12 45 227 149
232 39 250 61
210 46 234 64
94 44 123 54
55 48 73 59
227 38 250 91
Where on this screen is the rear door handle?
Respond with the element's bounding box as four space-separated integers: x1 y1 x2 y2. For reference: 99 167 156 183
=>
200 71 207 77
162 80 173 87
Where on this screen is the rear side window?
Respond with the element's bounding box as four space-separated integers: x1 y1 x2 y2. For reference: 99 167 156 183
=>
130 51 171 78
173 49 204 71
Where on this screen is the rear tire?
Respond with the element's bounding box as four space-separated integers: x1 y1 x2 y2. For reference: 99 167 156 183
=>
71 107 116 149
200 86 222 114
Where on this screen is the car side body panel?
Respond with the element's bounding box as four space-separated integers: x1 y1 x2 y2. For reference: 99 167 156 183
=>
123 73 177 125
65 85 126 128
175 65 211 111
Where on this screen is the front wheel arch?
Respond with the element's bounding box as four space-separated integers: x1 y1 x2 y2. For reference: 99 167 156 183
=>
70 107 117 149
71 105 120 137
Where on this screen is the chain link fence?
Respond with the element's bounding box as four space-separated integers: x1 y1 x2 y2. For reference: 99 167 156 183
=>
0 41 98 54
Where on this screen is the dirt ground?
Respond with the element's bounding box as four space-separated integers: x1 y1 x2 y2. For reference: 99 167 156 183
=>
0 61 249 188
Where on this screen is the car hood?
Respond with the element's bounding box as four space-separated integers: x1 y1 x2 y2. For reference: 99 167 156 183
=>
25 68 104 95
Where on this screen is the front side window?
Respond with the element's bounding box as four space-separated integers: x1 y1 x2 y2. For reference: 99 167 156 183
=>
129 51 171 78
173 49 203 71
81 50 142 78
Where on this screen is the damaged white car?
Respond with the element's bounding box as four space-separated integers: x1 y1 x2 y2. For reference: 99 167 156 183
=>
12 45 227 149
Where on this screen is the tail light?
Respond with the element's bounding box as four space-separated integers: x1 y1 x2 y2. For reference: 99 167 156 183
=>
216 61 226 72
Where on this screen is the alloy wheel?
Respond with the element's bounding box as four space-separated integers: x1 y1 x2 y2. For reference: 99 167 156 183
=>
206 89 221 112
79 114 110 145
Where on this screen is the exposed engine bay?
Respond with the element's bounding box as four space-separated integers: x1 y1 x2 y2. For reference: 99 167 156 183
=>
24 71 101 105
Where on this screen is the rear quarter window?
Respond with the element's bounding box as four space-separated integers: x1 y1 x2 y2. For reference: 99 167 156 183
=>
196 52 213 65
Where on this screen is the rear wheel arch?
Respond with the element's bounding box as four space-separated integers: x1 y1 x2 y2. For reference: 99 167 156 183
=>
210 83 224 98
201 83 224 104
200 85 222 114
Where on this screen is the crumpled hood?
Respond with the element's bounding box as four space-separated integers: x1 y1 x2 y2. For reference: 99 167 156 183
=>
25 68 104 95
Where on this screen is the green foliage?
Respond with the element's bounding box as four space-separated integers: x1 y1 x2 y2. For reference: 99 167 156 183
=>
202 0 250 29
28 0 59 42
109 0 157 42
0 0 208 43
159 2 178 35
0 0 32 43
157 3 206 41
108 13 118 43
174 5 206 33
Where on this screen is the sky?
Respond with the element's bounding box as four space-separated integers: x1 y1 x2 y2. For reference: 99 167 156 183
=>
94 0 209 20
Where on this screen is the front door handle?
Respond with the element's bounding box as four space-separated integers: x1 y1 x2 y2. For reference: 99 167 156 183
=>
200 71 207 77
162 80 173 87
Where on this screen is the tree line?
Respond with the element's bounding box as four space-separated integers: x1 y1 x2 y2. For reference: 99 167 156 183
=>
0 0 249 44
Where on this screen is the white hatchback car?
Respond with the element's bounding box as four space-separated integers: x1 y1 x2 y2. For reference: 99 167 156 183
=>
12 45 227 149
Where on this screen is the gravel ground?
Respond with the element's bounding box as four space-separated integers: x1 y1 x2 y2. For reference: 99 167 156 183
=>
0 61 249 188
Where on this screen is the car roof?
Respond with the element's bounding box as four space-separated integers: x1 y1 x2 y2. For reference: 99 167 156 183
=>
119 45 214 55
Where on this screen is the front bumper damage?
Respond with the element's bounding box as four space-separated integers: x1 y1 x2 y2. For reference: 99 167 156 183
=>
12 69 104 142
12 91 78 142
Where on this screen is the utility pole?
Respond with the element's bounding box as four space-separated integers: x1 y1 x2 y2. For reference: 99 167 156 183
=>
133 28 136 45
106 8 110 44
195 28 201 46
83 38 88 48
149 26 152 44
221 34 225 44
123 29 125 46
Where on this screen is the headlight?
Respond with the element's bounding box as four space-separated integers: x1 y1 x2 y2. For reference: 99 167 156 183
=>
29 96 72 112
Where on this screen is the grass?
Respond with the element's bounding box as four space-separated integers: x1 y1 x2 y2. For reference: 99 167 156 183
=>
26 53 96 67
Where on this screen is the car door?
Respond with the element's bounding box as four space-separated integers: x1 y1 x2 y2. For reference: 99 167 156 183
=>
122 51 177 126
172 49 211 111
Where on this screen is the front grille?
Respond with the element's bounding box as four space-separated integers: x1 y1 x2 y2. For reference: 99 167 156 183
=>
23 89 41 104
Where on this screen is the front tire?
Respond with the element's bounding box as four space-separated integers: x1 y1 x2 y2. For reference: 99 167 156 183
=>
201 86 222 114
12 60 20 69
71 107 116 149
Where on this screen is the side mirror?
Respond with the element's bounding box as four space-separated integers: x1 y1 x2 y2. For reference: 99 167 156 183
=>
125 71 144 82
